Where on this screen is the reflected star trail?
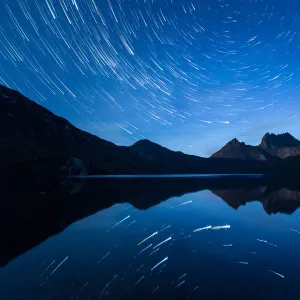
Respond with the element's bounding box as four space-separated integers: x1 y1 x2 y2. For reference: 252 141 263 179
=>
0 0 300 155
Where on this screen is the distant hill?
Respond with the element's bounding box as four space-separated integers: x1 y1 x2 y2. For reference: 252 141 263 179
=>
212 132 300 160
0 84 299 176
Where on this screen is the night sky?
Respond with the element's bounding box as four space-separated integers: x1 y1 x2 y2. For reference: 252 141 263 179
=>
0 0 300 156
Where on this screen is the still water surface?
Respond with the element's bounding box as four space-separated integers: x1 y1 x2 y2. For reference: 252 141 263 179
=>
1 178 300 300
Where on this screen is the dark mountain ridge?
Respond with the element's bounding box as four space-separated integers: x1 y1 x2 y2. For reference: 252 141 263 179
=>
0 84 214 176
260 132 300 149
211 138 272 161
212 132 300 160
0 84 299 176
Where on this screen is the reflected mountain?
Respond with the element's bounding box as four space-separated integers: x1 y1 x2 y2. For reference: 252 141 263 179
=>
212 186 300 215
1 175 300 266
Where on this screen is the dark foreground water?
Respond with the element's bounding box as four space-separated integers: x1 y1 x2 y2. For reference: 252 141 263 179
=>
1 176 300 300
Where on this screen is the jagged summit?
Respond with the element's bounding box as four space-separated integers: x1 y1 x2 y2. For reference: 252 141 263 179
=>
226 138 247 148
212 137 269 161
229 138 240 146
260 132 300 149
213 132 300 160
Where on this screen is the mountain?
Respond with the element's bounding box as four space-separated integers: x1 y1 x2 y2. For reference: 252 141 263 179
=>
0 84 278 176
212 133 300 160
129 139 207 173
260 132 300 149
259 132 300 158
212 187 300 215
0 84 151 175
211 138 271 161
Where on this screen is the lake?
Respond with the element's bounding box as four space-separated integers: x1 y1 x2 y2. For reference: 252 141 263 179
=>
0 176 300 300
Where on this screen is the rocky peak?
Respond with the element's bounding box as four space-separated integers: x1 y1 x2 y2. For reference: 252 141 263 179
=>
227 138 243 148
220 138 247 151
260 132 300 149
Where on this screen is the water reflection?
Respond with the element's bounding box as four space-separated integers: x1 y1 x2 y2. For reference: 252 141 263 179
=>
0 175 300 299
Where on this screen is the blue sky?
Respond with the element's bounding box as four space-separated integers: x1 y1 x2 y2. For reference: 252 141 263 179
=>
0 0 300 156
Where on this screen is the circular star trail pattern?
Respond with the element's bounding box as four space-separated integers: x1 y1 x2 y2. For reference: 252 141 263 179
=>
0 0 300 155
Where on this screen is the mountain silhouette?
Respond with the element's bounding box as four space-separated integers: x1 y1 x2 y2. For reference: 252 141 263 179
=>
211 138 271 161
259 132 300 158
212 132 300 160
1 84 300 177
260 132 300 148
212 187 300 215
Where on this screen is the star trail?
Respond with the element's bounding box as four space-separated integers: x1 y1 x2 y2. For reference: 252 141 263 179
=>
0 0 299 156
